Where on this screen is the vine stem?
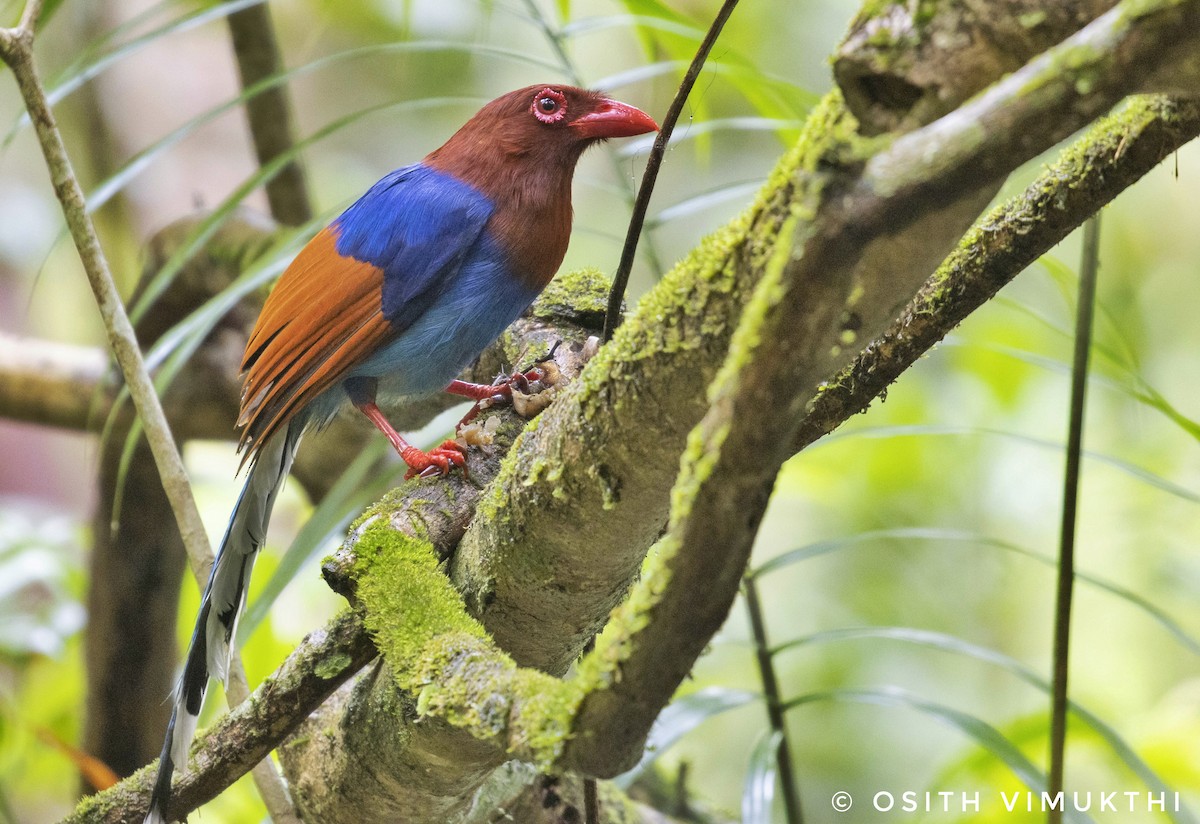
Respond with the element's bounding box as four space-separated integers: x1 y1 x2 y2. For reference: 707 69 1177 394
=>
0 6 295 821
602 0 741 341
743 575 804 823
1047 213 1101 823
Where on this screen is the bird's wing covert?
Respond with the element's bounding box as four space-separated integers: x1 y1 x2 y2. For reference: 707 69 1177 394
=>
237 165 494 455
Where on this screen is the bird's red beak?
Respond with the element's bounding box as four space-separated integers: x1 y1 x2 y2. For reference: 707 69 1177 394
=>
571 98 659 139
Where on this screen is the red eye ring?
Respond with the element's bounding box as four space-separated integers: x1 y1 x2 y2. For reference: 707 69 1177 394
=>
532 88 567 124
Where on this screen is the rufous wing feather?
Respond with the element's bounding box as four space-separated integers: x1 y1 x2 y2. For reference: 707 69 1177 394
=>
238 227 394 456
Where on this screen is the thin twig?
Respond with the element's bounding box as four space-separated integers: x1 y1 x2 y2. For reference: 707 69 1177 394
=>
0 1 212 587
1047 213 1100 823
742 577 804 824
584 777 599 824
0 4 293 817
602 0 741 341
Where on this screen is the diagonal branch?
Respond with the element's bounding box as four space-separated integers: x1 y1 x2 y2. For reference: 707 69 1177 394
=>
61 68 1200 824
793 93 1200 452
62 611 376 824
561 0 1200 772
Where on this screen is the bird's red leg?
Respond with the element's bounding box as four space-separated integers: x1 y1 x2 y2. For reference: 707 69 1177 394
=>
446 343 562 427
347 377 466 479
446 370 543 430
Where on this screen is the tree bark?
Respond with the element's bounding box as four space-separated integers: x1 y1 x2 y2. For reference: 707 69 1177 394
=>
28 0 1200 820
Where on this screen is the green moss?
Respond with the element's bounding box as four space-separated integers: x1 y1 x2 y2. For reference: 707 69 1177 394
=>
353 521 489 681
314 652 354 680
532 266 610 323
551 94 862 717
572 92 857 429
349 485 428 532
511 667 587 767
1018 9 1047 28
351 518 587 763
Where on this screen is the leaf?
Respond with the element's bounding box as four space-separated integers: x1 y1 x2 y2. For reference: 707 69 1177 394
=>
616 116 806 157
560 14 707 41
774 628 1197 824
942 337 1200 443
742 728 783 824
785 687 1094 824
751 527 1200 656
649 181 765 226
7 0 267 144
614 686 759 788
83 43 555 220
816 425 1200 504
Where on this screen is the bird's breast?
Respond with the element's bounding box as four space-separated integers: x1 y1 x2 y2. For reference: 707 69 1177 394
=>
349 233 542 402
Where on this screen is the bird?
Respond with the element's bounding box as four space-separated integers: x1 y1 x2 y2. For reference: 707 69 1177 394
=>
143 84 658 824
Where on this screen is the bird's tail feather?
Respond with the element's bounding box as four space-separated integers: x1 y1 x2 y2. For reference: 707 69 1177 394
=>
144 421 302 824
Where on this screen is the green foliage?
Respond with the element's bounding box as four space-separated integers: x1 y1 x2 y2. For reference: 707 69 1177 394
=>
2 0 1198 821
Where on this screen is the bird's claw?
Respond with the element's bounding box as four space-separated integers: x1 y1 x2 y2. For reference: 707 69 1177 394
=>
403 439 468 480
456 365 549 428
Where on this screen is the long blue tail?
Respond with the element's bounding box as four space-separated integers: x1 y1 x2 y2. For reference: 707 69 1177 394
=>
144 421 302 824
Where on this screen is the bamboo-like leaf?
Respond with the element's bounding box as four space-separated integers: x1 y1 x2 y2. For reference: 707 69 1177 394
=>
560 13 707 41
649 181 765 226
773 628 1196 824
817 424 1200 503
79 41 560 218
614 686 760 788
595 58 802 101
617 116 807 157
1037 255 1143 371
996 338 1200 442
609 0 808 127
742 728 783 824
751 527 1200 656
785 686 1094 824
6 0 266 143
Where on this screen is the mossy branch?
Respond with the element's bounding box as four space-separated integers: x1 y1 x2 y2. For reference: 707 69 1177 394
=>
48 0 1200 820
794 93 1200 452
61 611 376 824
561 0 1200 773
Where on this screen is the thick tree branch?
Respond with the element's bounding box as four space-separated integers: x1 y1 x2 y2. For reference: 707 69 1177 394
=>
63 611 376 824
834 0 1118 135
54 0 1200 820
794 93 1200 451
561 0 1200 773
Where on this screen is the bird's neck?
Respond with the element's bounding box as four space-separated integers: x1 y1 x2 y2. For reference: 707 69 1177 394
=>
426 137 583 290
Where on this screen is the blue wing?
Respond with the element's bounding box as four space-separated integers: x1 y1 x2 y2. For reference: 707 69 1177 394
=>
332 164 496 333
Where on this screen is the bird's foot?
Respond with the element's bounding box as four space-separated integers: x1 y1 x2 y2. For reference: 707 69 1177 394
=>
447 365 548 427
403 439 469 479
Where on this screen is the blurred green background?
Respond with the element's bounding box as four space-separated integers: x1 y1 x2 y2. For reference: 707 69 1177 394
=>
0 0 1198 821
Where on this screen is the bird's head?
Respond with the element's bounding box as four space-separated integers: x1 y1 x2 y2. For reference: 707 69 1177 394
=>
426 85 658 191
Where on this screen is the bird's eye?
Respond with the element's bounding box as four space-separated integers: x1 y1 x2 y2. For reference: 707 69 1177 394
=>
531 88 567 124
